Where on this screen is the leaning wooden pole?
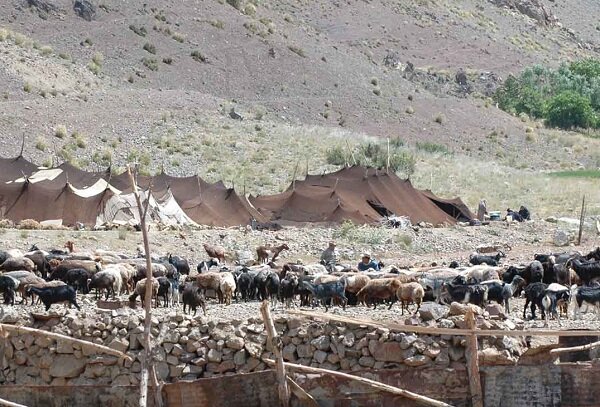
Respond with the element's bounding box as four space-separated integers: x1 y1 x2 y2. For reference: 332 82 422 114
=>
260 300 290 407
0 397 28 407
128 166 162 407
550 339 600 355
264 360 452 407
286 376 319 407
578 195 586 245
0 323 132 362
465 309 483 407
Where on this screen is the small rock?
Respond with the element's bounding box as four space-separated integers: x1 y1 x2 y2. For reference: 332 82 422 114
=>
404 355 431 367
419 303 449 321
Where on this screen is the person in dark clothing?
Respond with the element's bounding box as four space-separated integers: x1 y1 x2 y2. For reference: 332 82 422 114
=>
357 253 380 271
518 205 531 221
506 208 524 222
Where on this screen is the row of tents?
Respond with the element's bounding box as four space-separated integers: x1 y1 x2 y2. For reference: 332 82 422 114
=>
0 155 474 228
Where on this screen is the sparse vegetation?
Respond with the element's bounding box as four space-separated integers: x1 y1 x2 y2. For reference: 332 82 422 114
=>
129 25 147 37
434 114 444 124
333 221 390 245
416 142 449 154
35 137 47 151
405 106 415 114
172 33 185 43
191 50 207 63
143 43 157 54
226 0 243 10
162 57 173 65
288 45 306 58
54 125 67 139
209 19 225 29
142 57 159 71
23 82 32 93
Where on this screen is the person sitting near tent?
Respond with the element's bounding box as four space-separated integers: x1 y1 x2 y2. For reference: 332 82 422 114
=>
477 199 488 222
358 253 380 272
506 208 524 222
320 241 338 271
518 205 531 221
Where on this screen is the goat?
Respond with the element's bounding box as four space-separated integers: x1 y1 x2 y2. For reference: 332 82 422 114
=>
219 272 236 305
129 278 159 307
567 259 600 286
573 285 600 320
356 279 401 309
481 275 525 314
0 275 19 305
542 284 571 326
26 285 79 311
182 283 207 315
469 251 505 266
523 282 548 320
197 258 220 273
0 257 36 273
305 279 348 311
256 244 289 264
203 243 226 264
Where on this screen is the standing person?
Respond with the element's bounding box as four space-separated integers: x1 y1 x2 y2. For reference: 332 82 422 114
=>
477 199 488 222
358 253 380 272
320 241 338 271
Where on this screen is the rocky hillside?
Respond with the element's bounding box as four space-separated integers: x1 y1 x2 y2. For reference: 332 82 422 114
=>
0 0 598 199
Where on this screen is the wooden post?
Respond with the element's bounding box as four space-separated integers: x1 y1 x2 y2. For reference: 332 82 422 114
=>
578 195 586 245
264 360 452 407
0 397 28 407
260 300 290 407
286 376 319 407
550 339 600 355
128 166 163 407
465 310 483 407
386 137 390 172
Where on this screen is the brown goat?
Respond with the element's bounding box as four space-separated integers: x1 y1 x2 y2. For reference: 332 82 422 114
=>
256 244 290 264
396 282 425 315
356 278 401 309
130 278 159 307
203 243 226 264
4 271 45 304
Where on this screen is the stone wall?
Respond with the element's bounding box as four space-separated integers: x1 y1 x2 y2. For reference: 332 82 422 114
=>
0 309 524 386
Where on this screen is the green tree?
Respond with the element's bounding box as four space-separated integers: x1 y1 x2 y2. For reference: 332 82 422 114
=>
545 91 595 129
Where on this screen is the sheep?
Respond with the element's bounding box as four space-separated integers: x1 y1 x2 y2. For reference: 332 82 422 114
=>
298 264 327 276
341 274 370 294
356 279 401 309
129 277 159 307
49 259 101 281
396 282 425 315
24 250 49 279
256 244 290 264
89 269 122 300
203 243 226 264
219 272 236 305
196 272 224 302
0 257 36 273
461 265 502 283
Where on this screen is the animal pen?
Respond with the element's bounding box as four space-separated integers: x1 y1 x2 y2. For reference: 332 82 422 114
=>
2 304 600 407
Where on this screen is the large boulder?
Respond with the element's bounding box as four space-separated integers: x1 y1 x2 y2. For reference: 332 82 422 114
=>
419 303 449 321
73 0 96 21
49 355 87 378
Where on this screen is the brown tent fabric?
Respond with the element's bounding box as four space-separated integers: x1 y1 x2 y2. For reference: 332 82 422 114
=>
0 156 38 182
419 189 474 222
250 166 471 225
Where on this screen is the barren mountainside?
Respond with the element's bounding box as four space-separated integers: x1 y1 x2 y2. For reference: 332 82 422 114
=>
0 0 599 213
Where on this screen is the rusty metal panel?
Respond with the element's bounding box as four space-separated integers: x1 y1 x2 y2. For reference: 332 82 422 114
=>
0 385 144 407
163 371 279 407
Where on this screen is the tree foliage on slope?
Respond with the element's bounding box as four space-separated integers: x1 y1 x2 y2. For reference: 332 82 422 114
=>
495 58 600 129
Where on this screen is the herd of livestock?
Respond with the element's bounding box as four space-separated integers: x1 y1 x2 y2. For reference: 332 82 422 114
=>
1 240 600 326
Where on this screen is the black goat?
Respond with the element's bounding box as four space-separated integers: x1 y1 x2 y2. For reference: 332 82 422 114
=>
573 286 600 319
469 252 505 266
167 254 190 275
157 277 171 307
279 273 299 308
481 275 525 314
542 284 571 325
181 283 206 316
305 279 347 311
523 282 548 320
64 268 91 294
197 258 220 273
236 269 253 302
0 275 18 305
26 285 79 311
568 259 600 286
441 280 488 307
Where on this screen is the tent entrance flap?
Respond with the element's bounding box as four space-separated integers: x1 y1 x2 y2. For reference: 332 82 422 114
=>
367 200 393 217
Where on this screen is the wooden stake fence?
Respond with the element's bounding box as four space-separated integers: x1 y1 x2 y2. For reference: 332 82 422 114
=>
464 310 483 407
260 300 290 407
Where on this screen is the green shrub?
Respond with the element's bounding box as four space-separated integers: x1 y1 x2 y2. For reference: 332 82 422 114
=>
226 0 243 10
35 137 47 151
172 33 185 43
416 141 449 154
23 82 32 92
129 25 147 37
288 45 306 58
209 20 225 29
545 91 596 129
162 57 173 65
326 146 347 166
55 125 67 138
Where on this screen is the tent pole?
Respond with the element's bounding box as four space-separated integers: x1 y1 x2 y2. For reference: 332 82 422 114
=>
291 160 299 191
386 137 390 173
19 135 25 157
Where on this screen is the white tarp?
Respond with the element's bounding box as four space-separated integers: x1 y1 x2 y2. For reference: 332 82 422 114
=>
97 188 197 227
